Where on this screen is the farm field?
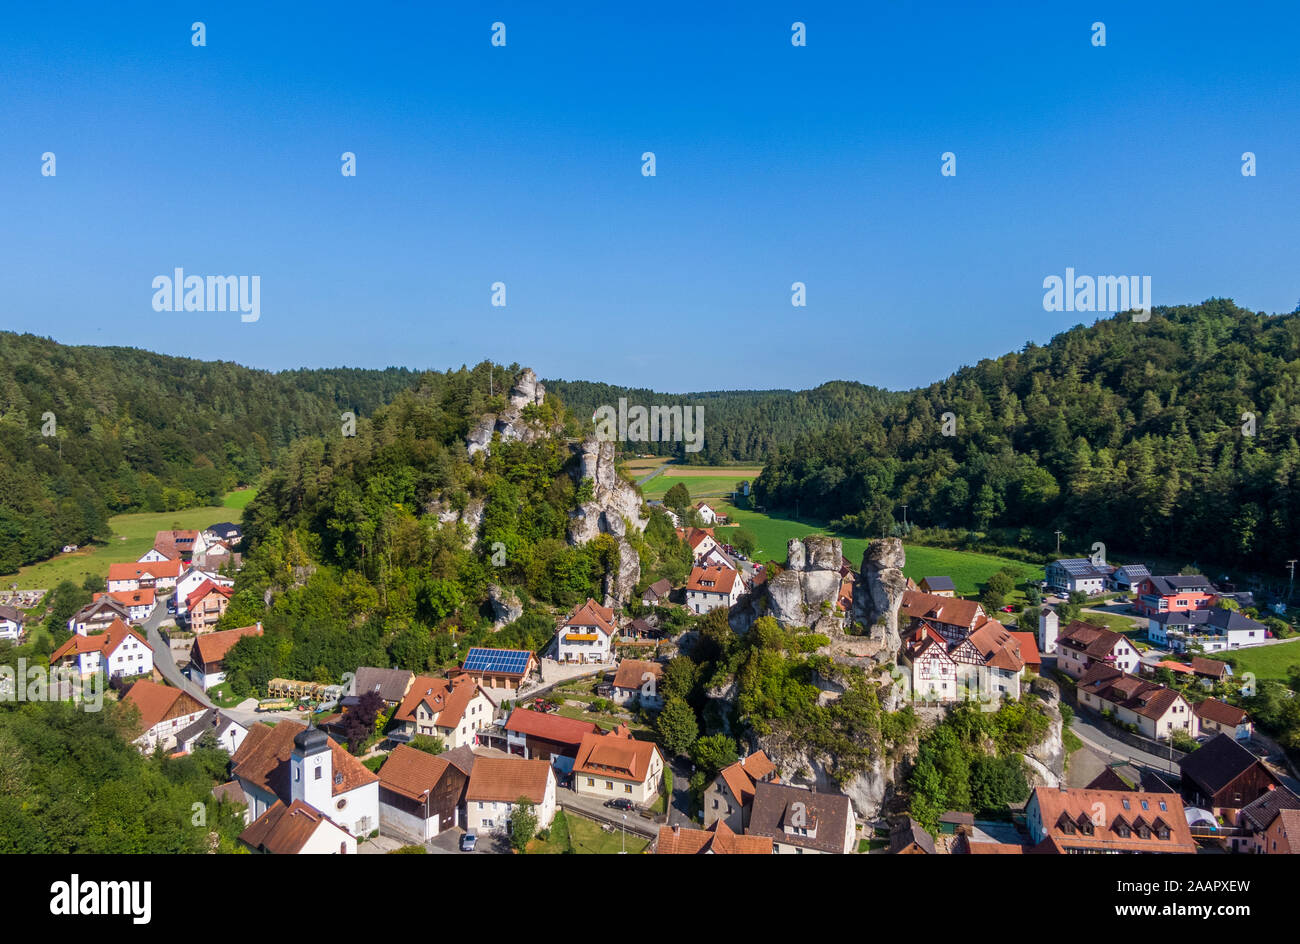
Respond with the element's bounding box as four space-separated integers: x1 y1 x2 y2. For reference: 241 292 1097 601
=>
1226 638 1300 683
5 491 254 590
638 465 761 500
715 501 1043 598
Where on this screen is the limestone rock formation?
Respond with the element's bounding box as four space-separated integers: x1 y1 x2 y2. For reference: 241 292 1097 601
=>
1024 676 1067 782
566 436 648 545
764 536 844 628
487 584 523 629
601 537 642 609
425 497 485 550
854 537 908 658
466 368 550 457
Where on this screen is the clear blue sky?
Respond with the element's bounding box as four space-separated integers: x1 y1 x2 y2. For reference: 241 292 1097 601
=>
3 2 1298 392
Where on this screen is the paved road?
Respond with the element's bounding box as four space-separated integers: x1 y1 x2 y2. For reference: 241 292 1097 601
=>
142 595 212 708
557 790 660 838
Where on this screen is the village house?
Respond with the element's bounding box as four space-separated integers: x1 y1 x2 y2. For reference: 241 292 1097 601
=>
685 564 743 615
204 521 244 545
185 580 232 631
92 588 156 623
1056 621 1141 679
66 596 131 635
640 578 673 608
1025 786 1196 854
0 604 25 643
1045 558 1114 596
656 820 773 855
232 721 380 838
173 708 249 756
900 590 987 640
121 679 208 752
239 799 356 854
451 647 537 695
572 724 665 806
107 560 182 594
349 667 415 708
464 755 557 836
901 615 1026 703
557 598 618 664
703 750 779 833
139 529 202 564
173 567 234 620
676 527 718 561
1191 657 1232 683
1009 631 1041 674
1194 698 1253 740
1236 786 1300 855
1076 664 1198 741
918 576 956 597
746 781 857 855
49 617 153 679
1179 733 1283 819
378 744 471 843
1107 563 1151 593
1146 607 1269 653
694 501 727 525
393 675 496 749
1135 574 1216 618
188 623 263 690
610 658 664 709
503 708 601 772
889 817 937 854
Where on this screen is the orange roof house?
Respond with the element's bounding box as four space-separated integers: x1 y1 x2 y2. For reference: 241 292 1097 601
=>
657 820 772 855
50 617 152 678
1027 786 1196 854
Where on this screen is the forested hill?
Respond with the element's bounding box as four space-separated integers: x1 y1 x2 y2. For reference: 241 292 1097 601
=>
755 299 1300 572
543 379 900 463
0 332 421 572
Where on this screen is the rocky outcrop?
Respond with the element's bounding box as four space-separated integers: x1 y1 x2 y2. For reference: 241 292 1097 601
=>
466 368 551 456
601 537 641 609
566 437 648 545
854 538 907 658
1025 676 1067 783
754 729 898 821
425 497 485 550
487 584 523 629
765 536 844 628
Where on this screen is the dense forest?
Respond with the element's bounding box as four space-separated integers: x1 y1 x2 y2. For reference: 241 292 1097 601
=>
0 332 420 572
544 379 899 464
753 300 1300 574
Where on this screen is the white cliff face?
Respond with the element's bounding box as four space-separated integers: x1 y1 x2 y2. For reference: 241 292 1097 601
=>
765 536 844 628
853 537 908 658
566 437 648 545
466 368 550 457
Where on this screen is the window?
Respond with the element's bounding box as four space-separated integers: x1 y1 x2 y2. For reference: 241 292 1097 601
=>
606 781 614 790
625 785 633 793
315 766 323 781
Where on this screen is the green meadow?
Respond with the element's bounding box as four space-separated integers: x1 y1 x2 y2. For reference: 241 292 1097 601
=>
1226 639 1300 683
714 500 1043 599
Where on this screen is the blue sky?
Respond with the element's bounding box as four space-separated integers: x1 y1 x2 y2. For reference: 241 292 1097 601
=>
2 2 1298 392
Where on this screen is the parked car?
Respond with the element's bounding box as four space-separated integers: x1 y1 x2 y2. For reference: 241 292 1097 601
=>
604 798 636 811
1001 605 1015 613
459 833 477 852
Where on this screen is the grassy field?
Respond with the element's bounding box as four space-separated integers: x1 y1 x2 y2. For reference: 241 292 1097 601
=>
1226 639 1300 683
635 464 762 500
528 810 650 855
714 501 1043 597
5 491 254 590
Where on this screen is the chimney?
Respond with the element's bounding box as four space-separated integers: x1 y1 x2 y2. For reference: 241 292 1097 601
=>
672 824 680 834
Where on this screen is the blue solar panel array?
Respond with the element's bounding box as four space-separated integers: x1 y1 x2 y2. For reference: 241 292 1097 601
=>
462 648 532 675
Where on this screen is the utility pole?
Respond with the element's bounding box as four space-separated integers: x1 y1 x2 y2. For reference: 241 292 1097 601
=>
1287 560 1297 604
901 504 908 532
1055 531 1064 555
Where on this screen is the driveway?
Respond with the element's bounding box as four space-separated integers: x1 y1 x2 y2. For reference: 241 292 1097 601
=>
557 789 660 838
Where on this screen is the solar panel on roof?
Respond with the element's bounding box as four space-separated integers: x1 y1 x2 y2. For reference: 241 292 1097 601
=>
462 648 532 674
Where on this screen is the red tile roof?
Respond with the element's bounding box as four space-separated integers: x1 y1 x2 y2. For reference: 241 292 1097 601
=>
900 590 984 630
465 756 553 804
94 588 156 609
239 799 347 853
1009 631 1041 667
121 679 206 734
108 560 183 583
505 708 601 745
564 599 617 636
656 820 772 855
1195 698 1250 727
186 579 233 609
685 564 740 595
573 726 663 783
232 721 377 803
394 675 483 730
378 744 457 802
611 659 663 691
192 623 263 666
1030 786 1195 853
